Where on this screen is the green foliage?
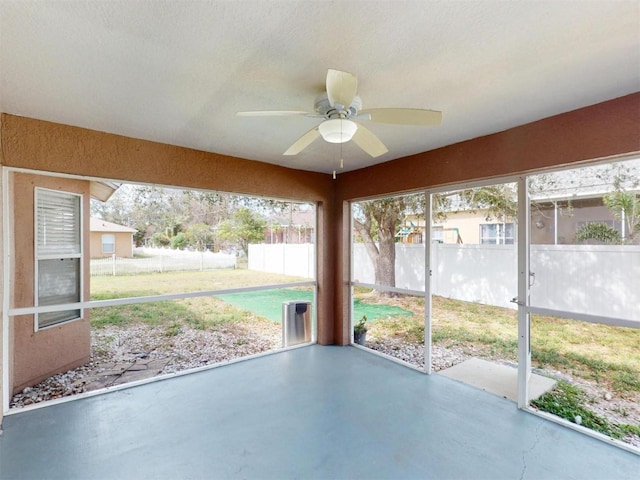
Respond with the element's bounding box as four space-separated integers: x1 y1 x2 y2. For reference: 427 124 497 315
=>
216 207 266 255
91 184 309 248
433 184 517 223
354 315 368 334
150 231 170 247
353 194 424 287
574 222 621 244
603 190 640 242
531 381 638 441
185 222 215 251
170 232 187 250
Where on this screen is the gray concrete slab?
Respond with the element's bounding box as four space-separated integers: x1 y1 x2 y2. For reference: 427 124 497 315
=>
0 345 637 480
439 357 557 401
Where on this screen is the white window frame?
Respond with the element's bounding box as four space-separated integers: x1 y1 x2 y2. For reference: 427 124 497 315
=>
34 188 84 331
480 222 515 244
102 233 115 254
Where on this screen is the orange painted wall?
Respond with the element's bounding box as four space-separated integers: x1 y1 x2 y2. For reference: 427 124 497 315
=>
1 93 638 359
0 114 336 350
9 172 92 394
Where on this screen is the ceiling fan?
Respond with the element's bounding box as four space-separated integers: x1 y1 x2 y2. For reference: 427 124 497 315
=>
237 69 442 158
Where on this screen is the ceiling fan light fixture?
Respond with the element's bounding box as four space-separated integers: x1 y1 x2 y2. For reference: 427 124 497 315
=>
318 118 357 143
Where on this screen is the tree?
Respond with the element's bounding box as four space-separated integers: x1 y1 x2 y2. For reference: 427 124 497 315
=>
353 184 517 294
170 232 187 250
353 195 424 290
216 208 267 255
186 223 215 251
603 188 640 243
434 184 518 223
150 232 170 247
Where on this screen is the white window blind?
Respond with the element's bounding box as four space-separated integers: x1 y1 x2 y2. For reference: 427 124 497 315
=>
37 190 81 256
36 189 82 329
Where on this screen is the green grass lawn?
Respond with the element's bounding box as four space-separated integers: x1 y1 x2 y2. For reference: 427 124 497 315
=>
218 289 411 323
91 270 639 397
363 293 639 397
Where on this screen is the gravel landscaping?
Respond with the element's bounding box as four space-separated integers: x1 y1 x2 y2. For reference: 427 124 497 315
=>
10 321 280 408
10 321 639 449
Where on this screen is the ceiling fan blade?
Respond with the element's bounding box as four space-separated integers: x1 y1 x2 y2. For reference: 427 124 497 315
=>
326 69 357 109
237 110 310 117
359 108 442 126
283 127 321 155
351 124 388 158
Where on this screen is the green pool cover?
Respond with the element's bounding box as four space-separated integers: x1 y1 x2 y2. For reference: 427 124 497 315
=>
217 288 411 323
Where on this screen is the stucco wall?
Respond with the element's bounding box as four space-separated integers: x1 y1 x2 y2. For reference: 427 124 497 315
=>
10 172 91 395
90 231 133 258
1 93 638 357
0 114 336 349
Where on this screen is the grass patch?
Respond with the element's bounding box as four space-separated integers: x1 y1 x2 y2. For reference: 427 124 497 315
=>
356 292 639 396
532 381 639 441
91 271 638 397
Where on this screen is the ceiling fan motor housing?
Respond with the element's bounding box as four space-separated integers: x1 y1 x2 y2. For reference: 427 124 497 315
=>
314 92 362 118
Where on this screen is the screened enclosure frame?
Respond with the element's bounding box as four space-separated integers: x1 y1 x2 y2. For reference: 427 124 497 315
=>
2 166 319 414
348 155 639 452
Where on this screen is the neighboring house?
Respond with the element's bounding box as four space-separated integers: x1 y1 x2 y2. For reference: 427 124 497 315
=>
265 209 314 244
90 218 136 258
399 160 640 245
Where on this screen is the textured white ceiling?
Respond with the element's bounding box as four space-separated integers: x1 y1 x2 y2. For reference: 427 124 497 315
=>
1 1 639 175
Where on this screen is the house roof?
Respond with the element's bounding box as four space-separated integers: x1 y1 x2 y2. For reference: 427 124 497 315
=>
90 217 137 234
1 1 638 175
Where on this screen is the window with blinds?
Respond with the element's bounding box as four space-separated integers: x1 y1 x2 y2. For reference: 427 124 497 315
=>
35 189 82 329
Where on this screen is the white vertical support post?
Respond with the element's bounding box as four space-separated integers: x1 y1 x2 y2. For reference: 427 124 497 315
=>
349 202 355 344
2 167 9 415
112 254 116 276
553 201 558 245
424 192 433 374
517 176 531 408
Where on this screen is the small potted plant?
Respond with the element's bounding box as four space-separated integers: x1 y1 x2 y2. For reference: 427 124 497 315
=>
353 315 368 346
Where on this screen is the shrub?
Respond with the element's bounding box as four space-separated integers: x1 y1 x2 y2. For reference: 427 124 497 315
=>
574 223 621 244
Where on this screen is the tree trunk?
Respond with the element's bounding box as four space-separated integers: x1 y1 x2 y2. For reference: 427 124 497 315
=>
375 227 396 288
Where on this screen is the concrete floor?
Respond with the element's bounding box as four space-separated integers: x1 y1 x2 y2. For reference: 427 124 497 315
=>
0 345 637 480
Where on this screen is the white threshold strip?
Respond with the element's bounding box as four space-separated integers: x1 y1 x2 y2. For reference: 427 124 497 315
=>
8 281 316 316
5 342 314 417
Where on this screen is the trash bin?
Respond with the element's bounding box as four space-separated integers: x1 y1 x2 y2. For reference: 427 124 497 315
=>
282 300 311 347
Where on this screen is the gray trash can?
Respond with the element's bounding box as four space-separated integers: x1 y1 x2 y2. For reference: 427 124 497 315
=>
282 300 311 347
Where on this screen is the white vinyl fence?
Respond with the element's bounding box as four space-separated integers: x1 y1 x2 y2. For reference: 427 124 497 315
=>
90 247 236 276
250 243 640 322
248 243 314 279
